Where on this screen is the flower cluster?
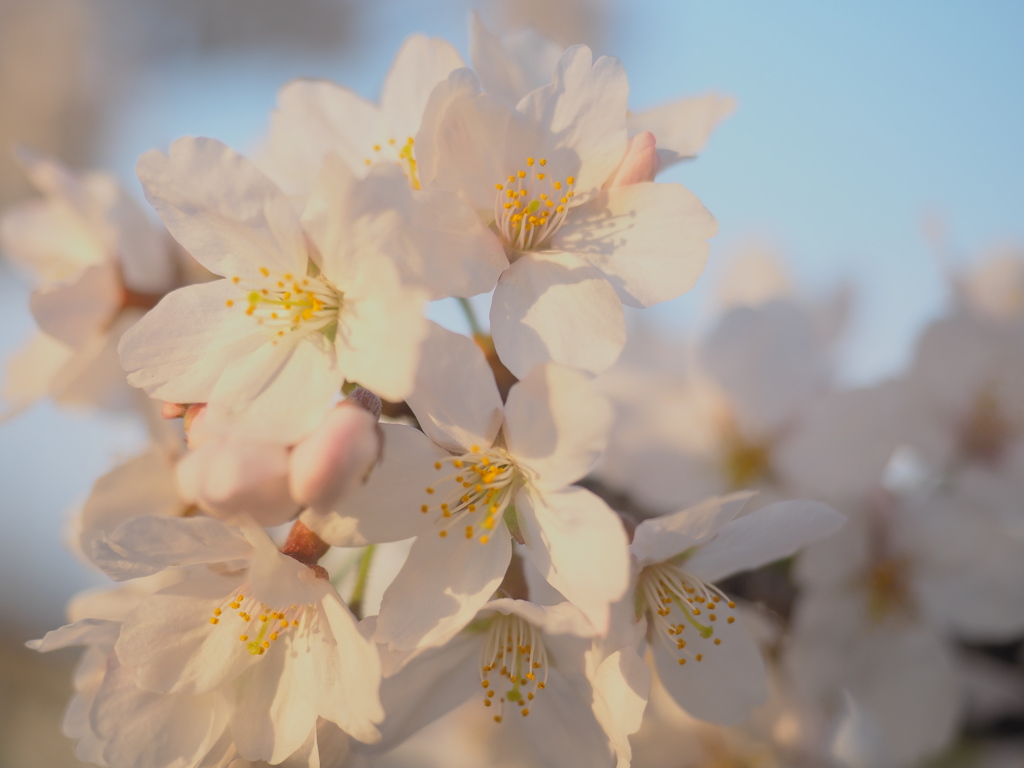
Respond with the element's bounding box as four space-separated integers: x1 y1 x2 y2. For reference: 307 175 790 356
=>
8 13 1022 768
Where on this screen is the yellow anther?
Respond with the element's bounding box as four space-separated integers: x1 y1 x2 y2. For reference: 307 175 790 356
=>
494 715 502 723
270 633 278 641
239 634 249 641
678 658 686 665
521 708 530 716
213 608 222 616
259 268 269 277
727 616 735 623
495 183 503 190
696 654 703 661
714 638 722 645
527 157 535 166
518 170 526 178
439 530 448 538
471 445 480 453
364 158 371 165
567 176 575 184
465 526 474 539
480 535 490 544
482 680 489 688
426 487 435 494
537 173 545 180
373 144 381 151
210 617 219 624
421 505 429 513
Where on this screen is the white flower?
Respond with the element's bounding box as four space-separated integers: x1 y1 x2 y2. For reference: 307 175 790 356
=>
304 345 629 649
414 45 716 376
1 150 175 415
618 494 843 725
361 599 617 768
262 34 465 197
469 13 735 171
118 138 428 443
89 515 384 762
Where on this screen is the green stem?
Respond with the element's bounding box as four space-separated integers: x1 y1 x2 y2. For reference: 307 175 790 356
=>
457 297 484 337
348 545 377 619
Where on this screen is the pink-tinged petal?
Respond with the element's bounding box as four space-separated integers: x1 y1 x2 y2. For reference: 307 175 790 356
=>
136 137 307 280
302 423 448 546
289 402 380 512
406 323 503 454
30 261 121 347
79 448 183 556
631 492 754 568
469 11 561 110
504 363 612 490
651 602 768 725
334 257 428 403
176 439 298 527
357 633 479 753
107 185 176 295
591 647 651 768
381 34 465 140
266 80 384 193
51 312 136 410
684 500 845 583
605 132 659 188
310 594 385 743
27 619 120 652
1 332 73 417
415 68 513 212
628 93 736 169
491 251 625 378
115 573 257 694
517 486 629 633
375 528 512 652
516 46 628 197
92 656 229 768
205 332 340 445
553 182 715 309
118 279 268 404
91 516 252 582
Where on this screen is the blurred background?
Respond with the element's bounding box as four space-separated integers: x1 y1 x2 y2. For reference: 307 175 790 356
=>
0 1 1022 765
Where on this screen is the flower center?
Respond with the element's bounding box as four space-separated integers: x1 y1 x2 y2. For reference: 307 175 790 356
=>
637 562 737 666
226 267 341 344
866 557 914 622
493 157 575 252
362 136 420 190
479 612 547 722
208 591 309 656
422 445 519 544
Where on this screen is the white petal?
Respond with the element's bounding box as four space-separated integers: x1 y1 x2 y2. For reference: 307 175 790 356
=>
79 447 182 557
243 526 333 609
118 279 268 404
27 618 120 652
591 647 651 768
206 332 340 445
91 516 252 582
267 79 384 193
651 601 768 725
630 492 754 568
310 594 385 743
628 93 736 168
29 261 122 346
469 11 562 109
491 251 625 377
381 34 465 141
137 137 307 280
504 363 612 490
554 182 715 309
92 656 229 768
375 528 512 652
334 257 427 403
517 486 629 633
407 323 503 454
684 500 845 583
486 598 596 638
516 46 629 196
302 423 447 546
115 573 257 694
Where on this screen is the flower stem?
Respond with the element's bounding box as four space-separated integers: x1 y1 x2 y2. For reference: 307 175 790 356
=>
348 544 377 619
457 297 484 337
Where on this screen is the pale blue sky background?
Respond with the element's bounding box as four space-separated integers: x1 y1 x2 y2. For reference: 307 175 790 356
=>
2 0 1023 635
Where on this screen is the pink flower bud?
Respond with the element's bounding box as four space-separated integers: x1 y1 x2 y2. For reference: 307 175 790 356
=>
289 403 381 511
176 438 298 526
605 132 659 188
160 402 188 419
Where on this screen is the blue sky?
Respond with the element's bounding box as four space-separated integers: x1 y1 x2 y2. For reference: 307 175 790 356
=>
3 0 1023 634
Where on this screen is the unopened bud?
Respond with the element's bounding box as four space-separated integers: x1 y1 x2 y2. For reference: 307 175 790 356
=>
606 132 659 189
176 438 298 526
289 402 381 511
